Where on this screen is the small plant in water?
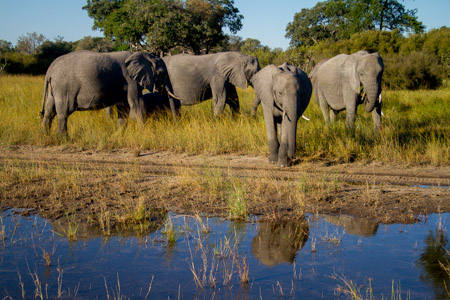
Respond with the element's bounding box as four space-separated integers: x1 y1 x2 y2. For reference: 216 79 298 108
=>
162 216 178 246
62 212 78 241
236 256 249 284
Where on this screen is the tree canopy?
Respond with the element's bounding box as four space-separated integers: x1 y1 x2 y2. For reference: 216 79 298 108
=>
83 0 243 55
286 0 425 47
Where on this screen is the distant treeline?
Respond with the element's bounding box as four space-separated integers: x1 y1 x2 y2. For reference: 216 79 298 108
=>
1 27 449 90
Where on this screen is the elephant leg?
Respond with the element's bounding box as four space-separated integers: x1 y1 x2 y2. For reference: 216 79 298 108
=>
116 104 130 127
211 79 227 117
318 91 330 125
57 115 68 137
42 94 56 133
345 94 358 130
262 106 279 164
127 85 145 123
225 83 240 116
329 109 338 123
251 96 261 116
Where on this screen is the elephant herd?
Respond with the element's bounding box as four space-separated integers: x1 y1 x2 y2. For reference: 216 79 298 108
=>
40 50 384 167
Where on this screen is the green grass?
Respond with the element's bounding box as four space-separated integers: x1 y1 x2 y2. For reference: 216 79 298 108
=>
1 74 449 165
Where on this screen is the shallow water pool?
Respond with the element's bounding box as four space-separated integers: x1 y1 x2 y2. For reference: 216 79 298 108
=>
0 210 449 299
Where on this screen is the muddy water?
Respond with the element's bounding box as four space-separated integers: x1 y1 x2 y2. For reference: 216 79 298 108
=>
0 210 449 299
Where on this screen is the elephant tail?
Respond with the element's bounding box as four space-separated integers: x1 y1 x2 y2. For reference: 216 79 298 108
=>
40 74 50 119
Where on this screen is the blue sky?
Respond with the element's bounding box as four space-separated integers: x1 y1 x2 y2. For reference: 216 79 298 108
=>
1 0 449 50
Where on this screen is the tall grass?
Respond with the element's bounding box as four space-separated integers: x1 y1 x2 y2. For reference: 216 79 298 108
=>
0 75 449 164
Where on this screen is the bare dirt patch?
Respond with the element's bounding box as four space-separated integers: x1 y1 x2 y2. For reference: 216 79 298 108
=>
1 145 449 228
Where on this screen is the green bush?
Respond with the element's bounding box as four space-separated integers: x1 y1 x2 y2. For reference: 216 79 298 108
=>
384 52 442 90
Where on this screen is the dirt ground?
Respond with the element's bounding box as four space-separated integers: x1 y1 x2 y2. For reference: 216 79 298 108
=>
1 145 450 228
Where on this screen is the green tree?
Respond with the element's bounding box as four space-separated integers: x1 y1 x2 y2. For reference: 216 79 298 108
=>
75 36 116 52
0 40 13 53
15 32 47 54
83 0 243 55
286 0 424 47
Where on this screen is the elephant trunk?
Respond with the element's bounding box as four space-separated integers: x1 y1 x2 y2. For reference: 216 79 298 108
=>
281 100 299 165
363 84 381 113
287 117 297 160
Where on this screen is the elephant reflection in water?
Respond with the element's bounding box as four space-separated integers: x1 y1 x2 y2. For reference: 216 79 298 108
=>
252 220 309 267
322 214 379 237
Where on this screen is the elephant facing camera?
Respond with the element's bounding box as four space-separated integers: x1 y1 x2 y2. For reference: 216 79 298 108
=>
251 63 312 167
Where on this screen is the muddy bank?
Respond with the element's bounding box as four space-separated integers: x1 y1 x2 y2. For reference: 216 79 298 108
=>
1 145 449 228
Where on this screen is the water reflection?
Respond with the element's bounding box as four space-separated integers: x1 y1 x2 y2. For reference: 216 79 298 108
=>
418 225 450 300
322 214 379 236
1 210 449 299
49 208 167 239
251 220 309 266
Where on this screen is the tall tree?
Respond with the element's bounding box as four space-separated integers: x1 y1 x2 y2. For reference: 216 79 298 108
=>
286 0 424 47
83 0 243 54
15 32 47 54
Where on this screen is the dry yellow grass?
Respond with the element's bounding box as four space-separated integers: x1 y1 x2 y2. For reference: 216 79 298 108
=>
0 75 449 164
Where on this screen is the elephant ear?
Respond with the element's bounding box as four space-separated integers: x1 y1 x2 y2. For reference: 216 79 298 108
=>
216 52 248 89
125 52 156 90
342 55 360 94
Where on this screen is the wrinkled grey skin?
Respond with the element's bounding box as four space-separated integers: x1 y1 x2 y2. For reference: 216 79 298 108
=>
40 50 177 136
163 52 260 116
251 63 312 167
312 51 384 130
308 58 329 105
106 91 181 125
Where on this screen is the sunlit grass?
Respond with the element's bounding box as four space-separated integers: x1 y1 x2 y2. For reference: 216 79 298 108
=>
1 75 449 165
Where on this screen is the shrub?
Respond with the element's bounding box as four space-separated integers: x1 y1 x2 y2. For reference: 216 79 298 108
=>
384 52 442 90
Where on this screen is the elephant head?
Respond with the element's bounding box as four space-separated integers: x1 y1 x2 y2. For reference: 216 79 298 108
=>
344 52 384 113
125 52 179 119
216 52 260 90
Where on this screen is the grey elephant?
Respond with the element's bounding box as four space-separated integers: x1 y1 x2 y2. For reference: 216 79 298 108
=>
251 63 312 167
40 50 179 136
251 220 309 267
106 91 181 125
312 51 384 130
162 51 260 116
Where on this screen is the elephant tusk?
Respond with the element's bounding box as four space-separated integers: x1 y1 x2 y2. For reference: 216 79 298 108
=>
301 115 310 121
167 90 183 101
378 93 382 104
283 110 286 119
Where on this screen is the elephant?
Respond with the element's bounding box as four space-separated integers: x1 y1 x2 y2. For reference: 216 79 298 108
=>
312 51 384 130
251 220 309 267
322 214 379 237
162 51 260 116
40 50 179 136
250 63 312 167
105 90 181 125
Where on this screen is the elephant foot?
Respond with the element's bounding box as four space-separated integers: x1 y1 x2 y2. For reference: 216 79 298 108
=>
277 157 292 168
269 153 278 164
